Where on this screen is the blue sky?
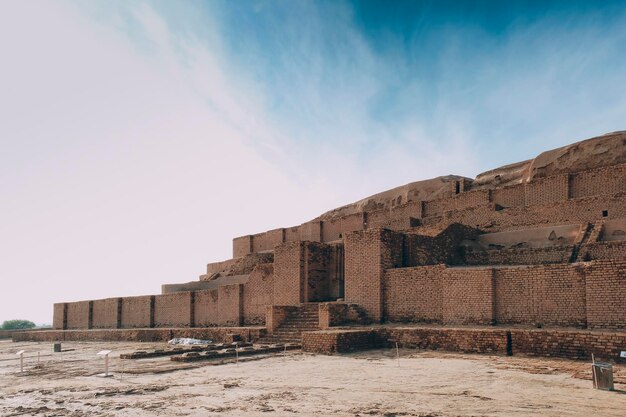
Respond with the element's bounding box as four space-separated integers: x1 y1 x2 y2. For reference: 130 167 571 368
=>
1 0 625 324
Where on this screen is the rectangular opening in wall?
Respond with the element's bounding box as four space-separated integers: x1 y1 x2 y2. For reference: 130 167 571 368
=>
455 181 461 194
602 210 609 218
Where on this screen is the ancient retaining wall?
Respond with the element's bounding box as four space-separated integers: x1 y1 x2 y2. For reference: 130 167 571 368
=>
381 260 626 330
233 163 626 257
55 280 270 330
344 229 404 322
14 327 266 343
302 326 626 362
463 246 575 265
243 264 274 325
273 241 342 306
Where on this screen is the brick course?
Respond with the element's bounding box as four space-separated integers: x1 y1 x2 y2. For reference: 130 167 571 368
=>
92 298 120 329
153 292 192 328
53 303 65 330
243 264 274 325
66 301 90 330
443 268 495 325
194 289 219 327
585 260 626 330
121 296 153 329
217 284 243 326
383 266 444 323
345 229 403 322
301 326 626 362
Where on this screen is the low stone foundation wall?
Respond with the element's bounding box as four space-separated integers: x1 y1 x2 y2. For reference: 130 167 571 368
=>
12 327 266 343
511 328 626 360
302 326 626 362
380 327 509 355
302 330 378 353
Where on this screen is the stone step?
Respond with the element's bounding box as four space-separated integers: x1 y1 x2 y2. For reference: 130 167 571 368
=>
282 319 318 324
275 326 319 331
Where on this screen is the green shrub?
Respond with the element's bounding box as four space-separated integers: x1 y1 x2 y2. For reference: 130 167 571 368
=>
1 320 36 330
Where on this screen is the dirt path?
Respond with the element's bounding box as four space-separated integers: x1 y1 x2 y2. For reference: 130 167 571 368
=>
0 340 624 416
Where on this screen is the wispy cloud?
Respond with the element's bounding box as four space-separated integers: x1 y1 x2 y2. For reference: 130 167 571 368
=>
1 0 626 323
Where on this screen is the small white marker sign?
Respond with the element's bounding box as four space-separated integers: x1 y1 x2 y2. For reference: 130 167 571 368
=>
620 351 626 358
16 350 25 373
96 350 113 377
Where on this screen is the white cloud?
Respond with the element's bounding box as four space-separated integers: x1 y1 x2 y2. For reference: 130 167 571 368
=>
0 1 337 324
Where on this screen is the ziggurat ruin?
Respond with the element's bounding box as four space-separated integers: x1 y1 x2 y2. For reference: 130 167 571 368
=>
18 131 626 361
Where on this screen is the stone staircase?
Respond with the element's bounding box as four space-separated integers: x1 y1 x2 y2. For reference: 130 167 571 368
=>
257 303 320 344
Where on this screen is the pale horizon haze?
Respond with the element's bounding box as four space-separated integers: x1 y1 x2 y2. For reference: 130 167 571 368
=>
2 0 626 325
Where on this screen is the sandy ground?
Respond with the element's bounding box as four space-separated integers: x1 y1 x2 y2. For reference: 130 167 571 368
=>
0 340 625 417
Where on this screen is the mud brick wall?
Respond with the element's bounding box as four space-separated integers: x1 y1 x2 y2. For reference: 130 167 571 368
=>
194 289 219 327
328 243 345 299
381 327 509 355
341 213 366 234
243 264 274 325
365 209 392 229
321 213 365 242
252 228 285 252
14 327 266 344
422 198 454 217
383 266 444 323
299 221 322 242
454 189 490 210
233 235 253 258
153 292 192 327
380 262 617 329
385 201 423 230
318 302 370 328
463 246 575 266
266 305 298 334
92 298 121 329
494 264 587 327
578 241 626 261
66 301 90 329
433 205 494 229
304 242 333 302
53 303 66 330
318 302 344 329
511 328 626 362
405 223 478 266
237 164 625 256
525 175 569 206
585 260 626 330
121 295 153 328
284 226 300 242
302 330 379 354
345 229 404 322
273 241 337 305
322 217 342 242
441 193 626 233
491 184 525 208
211 252 274 278
303 326 626 362
601 218 626 241
206 258 237 275
273 242 304 305
569 163 626 199
442 268 495 325
217 284 243 326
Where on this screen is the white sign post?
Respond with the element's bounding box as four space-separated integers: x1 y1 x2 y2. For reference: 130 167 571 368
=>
16 350 25 373
97 350 113 378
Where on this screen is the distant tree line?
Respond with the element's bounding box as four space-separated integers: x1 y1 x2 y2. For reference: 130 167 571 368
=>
1 319 36 330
